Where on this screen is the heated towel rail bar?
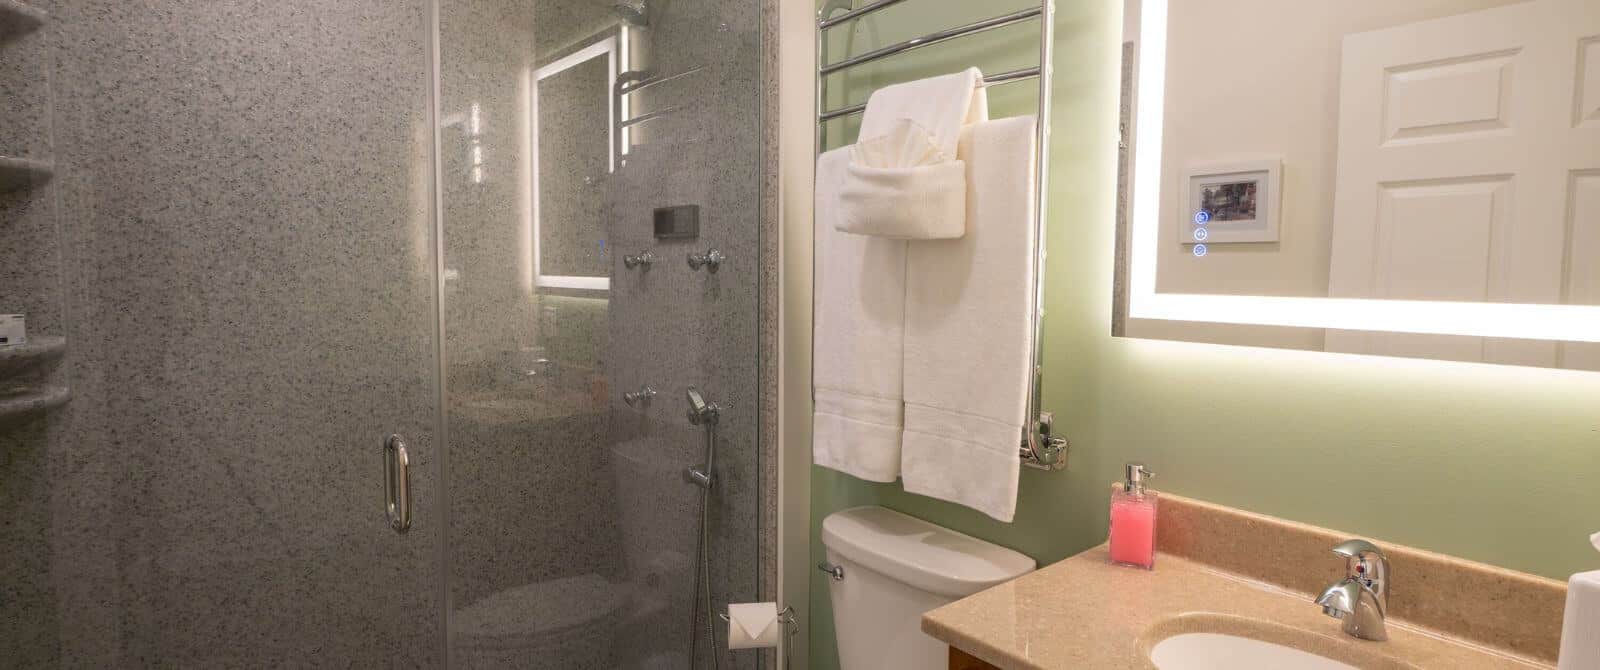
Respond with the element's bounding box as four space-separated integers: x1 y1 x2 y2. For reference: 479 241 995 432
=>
816 0 1067 471
817 66 1042 123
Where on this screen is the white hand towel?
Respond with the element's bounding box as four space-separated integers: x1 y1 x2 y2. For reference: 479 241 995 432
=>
838 69 988 240
812 148 906 482
900 116 1037 522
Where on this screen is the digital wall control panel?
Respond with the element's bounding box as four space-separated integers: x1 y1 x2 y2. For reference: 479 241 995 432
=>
653 205 699 240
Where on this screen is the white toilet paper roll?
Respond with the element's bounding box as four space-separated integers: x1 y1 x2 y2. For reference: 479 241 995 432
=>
727 602 781 650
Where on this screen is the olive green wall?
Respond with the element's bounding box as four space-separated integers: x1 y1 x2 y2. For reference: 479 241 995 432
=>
807 1 1600 668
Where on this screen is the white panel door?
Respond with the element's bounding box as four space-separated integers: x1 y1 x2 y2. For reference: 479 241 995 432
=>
1326 0 1600 367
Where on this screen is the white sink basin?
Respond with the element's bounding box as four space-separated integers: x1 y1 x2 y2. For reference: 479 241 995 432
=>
1150 633 1358 670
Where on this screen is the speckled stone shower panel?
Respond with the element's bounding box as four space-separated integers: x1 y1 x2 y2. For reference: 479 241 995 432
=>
30 0 445 666
0 2 71 667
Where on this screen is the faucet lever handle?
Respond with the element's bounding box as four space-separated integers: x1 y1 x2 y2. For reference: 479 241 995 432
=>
1331 539 1385 560
1331 539 1389 597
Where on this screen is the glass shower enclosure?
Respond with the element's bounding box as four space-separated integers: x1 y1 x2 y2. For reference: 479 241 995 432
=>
0 0 764 667
436 0 765 667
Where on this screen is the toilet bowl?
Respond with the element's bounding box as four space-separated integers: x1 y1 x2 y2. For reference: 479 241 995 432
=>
822 506 1036 670
450 573 624 669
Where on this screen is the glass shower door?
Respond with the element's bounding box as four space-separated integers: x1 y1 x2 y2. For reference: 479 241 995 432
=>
435 0 764 668
7 1 451 666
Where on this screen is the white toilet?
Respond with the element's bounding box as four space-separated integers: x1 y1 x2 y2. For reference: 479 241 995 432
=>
822 506 1036 670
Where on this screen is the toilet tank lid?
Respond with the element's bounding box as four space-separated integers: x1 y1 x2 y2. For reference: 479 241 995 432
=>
821 506 1035 598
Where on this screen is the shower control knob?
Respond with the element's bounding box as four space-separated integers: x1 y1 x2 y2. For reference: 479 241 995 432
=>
623 385 656 406
687 248 724 273
624 251 656 270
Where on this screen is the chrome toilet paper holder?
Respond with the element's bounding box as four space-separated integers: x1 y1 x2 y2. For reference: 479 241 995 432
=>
719 605 798 644
717 604 796 625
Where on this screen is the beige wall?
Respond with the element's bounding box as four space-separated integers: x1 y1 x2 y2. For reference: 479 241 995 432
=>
1153 0 1522 300
779 2 816 667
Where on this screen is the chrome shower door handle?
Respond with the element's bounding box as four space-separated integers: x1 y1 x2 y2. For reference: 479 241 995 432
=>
384 434 411 533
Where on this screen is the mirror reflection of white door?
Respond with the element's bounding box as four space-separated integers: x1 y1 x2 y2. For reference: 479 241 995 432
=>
1326 0 1600 368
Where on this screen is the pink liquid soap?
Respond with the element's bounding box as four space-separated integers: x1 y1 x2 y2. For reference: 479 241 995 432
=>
1109 464 1158 569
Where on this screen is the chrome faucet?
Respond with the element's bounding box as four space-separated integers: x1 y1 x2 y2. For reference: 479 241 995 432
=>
1315 539 1390 641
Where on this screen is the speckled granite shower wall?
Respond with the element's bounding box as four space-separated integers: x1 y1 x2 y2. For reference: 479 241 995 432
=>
1 0 777 667
12 0 444 666
0 1 69 666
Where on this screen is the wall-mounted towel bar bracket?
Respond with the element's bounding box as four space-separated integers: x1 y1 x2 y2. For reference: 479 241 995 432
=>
1021 412 1069 471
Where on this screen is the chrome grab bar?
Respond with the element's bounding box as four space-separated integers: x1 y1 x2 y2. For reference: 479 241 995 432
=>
384 434 411 533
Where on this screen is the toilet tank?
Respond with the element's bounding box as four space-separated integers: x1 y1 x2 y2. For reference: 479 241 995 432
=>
821 506 1035 670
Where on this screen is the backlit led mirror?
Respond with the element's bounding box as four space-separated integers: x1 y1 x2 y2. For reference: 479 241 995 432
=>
1114 0 1600 370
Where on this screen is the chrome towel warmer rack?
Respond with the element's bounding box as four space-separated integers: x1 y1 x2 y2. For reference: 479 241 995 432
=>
614 65 704 164
816 0 1068 471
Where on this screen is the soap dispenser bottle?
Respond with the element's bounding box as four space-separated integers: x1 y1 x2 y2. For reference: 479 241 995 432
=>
1109 463 1158 569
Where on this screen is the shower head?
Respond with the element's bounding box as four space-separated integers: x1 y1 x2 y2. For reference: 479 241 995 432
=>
613 0 650 27
685 387 718 426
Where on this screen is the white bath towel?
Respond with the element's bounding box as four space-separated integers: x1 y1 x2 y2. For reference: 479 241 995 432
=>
900 116 1038 522
812 148 907 482
838 69 988 240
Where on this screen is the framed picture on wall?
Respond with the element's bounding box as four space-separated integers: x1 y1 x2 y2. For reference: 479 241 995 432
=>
1179 159 1282 244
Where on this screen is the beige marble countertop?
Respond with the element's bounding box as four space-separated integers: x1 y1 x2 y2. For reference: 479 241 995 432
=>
923 544 1552 670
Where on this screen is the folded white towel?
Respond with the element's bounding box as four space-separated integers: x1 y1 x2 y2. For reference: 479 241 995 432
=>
839 121 969 240
838 69 988 240
859 68 986 162
812 147 907 482
900 116 1038 522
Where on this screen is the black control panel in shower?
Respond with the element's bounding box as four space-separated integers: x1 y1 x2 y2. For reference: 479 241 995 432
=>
653 205 699 240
